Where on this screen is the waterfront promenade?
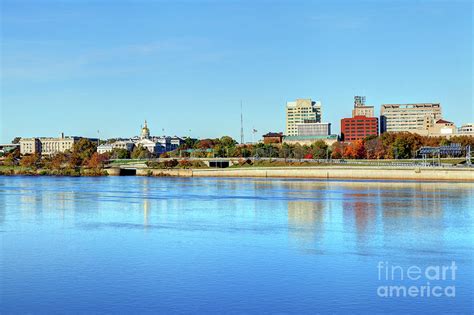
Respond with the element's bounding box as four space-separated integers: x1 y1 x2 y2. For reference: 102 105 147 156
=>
107 165 474 182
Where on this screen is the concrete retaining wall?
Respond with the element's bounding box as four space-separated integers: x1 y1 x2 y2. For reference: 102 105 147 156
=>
108 166 474 181
190 167 473 181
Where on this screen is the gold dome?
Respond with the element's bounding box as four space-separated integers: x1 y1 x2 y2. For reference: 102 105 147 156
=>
140 120 150 139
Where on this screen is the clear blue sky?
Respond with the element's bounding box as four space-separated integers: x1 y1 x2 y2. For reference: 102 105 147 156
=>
1 0 472 143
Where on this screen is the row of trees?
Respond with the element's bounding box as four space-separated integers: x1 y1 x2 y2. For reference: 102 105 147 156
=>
3 133 473 172
169 133 473 160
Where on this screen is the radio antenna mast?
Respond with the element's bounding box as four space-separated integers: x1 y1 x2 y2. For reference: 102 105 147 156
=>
240 100 244 144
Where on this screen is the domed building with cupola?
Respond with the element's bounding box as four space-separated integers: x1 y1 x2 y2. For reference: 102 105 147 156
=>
134 120 184 155
140 120 151 139
96 120 184 156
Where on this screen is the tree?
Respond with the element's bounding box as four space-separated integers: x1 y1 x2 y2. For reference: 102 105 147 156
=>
279 143 292 159
11 137 21 144
392 137 411 159
195 139 215 149
72 138 97 161
219 136 237 148
353 140 366 159
293 144 305 159
311 140 328 159
49 153 68 170
131 145 152 159
20 154 40 169
112 148 130 159
179 137 198 150
68 153 82 168
331 142 344 159
87 152 109 169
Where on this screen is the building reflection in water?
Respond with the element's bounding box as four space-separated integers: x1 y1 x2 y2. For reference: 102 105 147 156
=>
288 200 326 248
342 194 377 246
284 181 331 250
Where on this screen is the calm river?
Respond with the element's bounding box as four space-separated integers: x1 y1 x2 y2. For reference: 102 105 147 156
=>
1 176 473 313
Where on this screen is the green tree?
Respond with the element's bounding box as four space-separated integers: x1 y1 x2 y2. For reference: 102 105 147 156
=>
72 138 97 161
112 148 130 159
392 138 411 159
311 140 329 159
219 136 237 148
131 145 152 159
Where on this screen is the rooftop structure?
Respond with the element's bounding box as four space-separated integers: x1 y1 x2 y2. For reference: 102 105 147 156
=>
352 96 374 118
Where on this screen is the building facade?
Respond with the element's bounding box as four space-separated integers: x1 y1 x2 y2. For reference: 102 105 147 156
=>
426 119 456 137
19 138 41 155
19 134 91 155
352 96 374 118
296 122 331 137
97 144 113 154
380 103 442 134
458 123 474 136
285 99 322 136
262 132 284 144
283 135 338 146
341 116 379 141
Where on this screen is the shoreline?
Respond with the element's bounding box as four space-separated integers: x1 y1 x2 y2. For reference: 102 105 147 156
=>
1 166 473 182
134 166 474 182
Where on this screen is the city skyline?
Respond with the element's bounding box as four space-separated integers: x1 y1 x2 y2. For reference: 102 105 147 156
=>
1 0 472 143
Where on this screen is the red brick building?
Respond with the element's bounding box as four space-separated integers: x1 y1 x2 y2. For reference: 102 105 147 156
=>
262 132 284 144
341 116 379 141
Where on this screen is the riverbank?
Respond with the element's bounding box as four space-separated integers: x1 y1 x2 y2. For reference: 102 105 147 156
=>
132 166 474 182
2 165 473 181
0 166 107 177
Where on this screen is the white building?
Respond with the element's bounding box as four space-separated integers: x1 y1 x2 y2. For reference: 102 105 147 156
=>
97 144 113 154
458 123 474 136
112 140 135 151
296 122 331 136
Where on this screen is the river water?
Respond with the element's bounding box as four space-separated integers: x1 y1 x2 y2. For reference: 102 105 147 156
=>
1 176 473 313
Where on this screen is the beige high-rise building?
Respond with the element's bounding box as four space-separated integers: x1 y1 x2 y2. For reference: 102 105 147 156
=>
380 103 442 134
285 99 322 136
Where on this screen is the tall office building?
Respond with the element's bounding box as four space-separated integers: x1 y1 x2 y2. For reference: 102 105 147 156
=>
380 103 442 134
285 99 322 136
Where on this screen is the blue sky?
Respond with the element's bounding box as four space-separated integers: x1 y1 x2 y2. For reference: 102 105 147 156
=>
1 0 472 143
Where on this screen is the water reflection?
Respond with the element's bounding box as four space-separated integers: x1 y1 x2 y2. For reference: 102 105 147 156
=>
0 177 473 313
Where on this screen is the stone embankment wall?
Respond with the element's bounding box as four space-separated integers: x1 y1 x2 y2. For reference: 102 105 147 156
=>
106 166 474 181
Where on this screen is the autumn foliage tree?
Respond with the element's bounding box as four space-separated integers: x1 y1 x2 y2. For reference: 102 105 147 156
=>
20 154 41 169
87 153 109 169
